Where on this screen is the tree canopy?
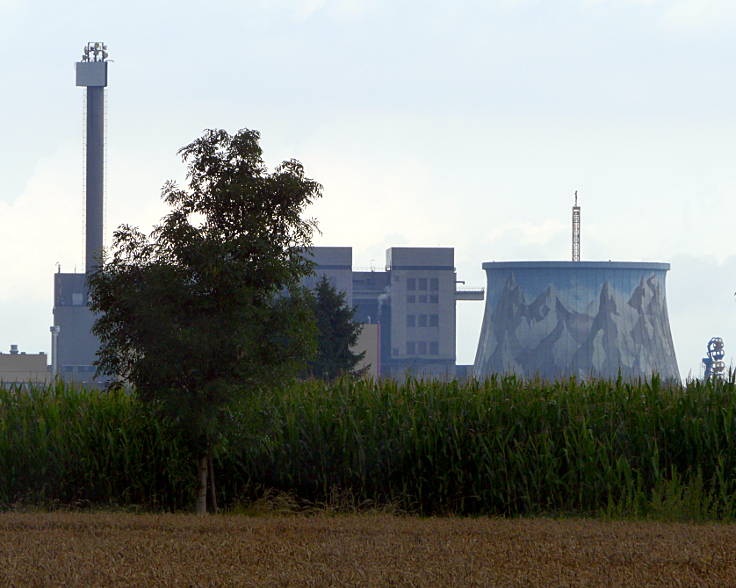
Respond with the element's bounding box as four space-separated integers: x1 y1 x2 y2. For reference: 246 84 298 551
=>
307 276 366 380
89 128 321 513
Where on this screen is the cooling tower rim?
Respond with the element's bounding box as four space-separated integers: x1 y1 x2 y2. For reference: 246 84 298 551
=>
481 261 670 271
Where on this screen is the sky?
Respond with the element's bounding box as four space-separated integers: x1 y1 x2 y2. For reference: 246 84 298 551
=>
1 0 736 380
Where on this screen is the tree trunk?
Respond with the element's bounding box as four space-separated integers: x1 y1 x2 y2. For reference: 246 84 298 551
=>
196 453 208 515
208 450 218 513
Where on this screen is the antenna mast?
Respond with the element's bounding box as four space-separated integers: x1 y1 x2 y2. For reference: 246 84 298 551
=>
572 190 581 262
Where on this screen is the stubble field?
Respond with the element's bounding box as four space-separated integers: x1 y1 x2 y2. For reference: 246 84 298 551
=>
1 513 735 586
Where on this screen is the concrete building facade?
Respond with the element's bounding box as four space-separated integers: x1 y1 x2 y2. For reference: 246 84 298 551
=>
384 247 457 379
303 247 353 306
52 271 98 384
353 323 380 379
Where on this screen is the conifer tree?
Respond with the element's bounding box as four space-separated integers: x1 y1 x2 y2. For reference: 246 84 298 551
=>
308 276 366 379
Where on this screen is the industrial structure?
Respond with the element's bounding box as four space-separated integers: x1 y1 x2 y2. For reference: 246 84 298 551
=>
474 196 679 381
572 191 581 262
37 45 687 385
0 345 51 385
473 261 680 381
46 43 480 383
703 337 725 381
305 246 483 379
50 43 109 384
353 323 380 379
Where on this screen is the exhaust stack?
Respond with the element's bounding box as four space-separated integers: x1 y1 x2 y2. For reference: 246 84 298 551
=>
75 42 108 274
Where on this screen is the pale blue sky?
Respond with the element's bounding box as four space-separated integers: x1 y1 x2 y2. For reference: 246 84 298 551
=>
2 0 736 378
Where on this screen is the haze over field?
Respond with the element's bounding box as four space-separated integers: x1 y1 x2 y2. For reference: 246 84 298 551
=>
1 0 735 379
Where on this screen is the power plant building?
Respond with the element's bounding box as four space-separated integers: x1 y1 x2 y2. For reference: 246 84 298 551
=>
306 246 483 379
50 44 482 383
473 261 679 381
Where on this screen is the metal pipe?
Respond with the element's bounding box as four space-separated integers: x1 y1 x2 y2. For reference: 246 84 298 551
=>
49 325 60 378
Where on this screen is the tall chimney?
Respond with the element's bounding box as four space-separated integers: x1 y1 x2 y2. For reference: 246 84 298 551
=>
75 42 109 274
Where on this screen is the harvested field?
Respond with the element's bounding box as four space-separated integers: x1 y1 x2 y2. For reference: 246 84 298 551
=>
0 513 734 586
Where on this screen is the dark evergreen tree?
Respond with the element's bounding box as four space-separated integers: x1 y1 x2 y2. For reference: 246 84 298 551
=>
308 276 367 379
89 128 321 514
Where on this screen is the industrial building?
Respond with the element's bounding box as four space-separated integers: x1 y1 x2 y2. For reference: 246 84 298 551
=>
51 43 109 384
0 345 51 385
353 323 380 379
49 43 479 384
305 246 483 379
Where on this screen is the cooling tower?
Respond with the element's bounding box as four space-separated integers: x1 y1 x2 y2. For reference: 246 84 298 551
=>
473 261 679 381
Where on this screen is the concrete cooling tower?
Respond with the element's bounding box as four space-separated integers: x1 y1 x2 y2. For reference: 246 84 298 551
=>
473 261 679 381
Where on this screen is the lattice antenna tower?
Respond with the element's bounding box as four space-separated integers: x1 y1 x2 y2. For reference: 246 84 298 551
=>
572 190 581 262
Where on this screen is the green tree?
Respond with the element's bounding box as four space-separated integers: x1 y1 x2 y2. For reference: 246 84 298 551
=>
89 128 321 514
307 275 367 380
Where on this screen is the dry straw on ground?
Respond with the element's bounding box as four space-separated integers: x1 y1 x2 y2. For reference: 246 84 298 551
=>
1 513 734 586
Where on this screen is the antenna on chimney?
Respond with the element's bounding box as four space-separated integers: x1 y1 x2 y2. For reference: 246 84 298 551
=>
572 190 581 262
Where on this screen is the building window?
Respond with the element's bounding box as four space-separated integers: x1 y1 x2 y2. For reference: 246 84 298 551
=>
407 315 416 328
392 347 399 357
418 314 427 327
429 314 439 327
419 295 427 303
407 342 416 355
72 292 84 306
430 342 439 355
430 278 439 291
407 278 416 290
418 341 427 355
418 278 428 290
407 295 416 304
430 294 439 304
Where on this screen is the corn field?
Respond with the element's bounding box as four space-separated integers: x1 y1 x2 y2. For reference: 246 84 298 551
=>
3 376 736 518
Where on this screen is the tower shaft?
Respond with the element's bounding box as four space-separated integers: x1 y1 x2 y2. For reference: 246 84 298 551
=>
75 42 108 274
85 85 104 274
